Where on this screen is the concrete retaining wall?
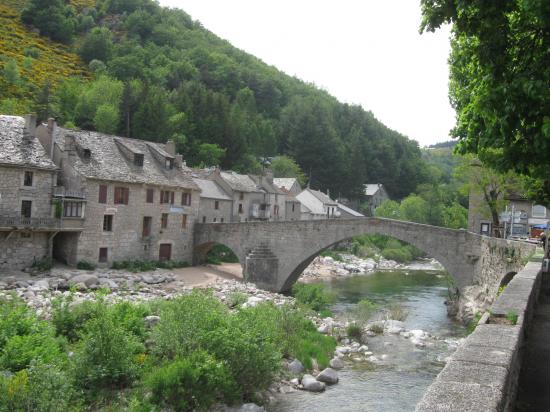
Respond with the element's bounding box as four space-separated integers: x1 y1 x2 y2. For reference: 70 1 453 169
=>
416 257 544 412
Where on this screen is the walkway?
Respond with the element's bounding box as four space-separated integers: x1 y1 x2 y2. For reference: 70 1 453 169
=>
515 271 550 411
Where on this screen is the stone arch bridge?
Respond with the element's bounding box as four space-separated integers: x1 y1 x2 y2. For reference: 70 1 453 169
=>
194 218 534 293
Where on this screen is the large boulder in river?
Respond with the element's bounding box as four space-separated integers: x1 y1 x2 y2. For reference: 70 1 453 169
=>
301 374 325 392
316 368 339 384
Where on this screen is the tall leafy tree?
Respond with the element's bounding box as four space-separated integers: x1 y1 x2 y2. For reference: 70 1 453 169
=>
420 0 550 204
21 0 76 43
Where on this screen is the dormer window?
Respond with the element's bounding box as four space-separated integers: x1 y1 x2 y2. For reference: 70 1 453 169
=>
165 158 174 170
134 153 144 167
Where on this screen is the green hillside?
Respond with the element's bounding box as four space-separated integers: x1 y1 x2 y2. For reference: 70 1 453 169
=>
0 0 429 199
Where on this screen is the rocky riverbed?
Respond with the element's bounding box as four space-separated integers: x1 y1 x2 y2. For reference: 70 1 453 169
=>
0 254 460 411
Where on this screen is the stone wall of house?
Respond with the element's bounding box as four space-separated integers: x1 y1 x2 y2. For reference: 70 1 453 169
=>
75 179 199 266
231 191 264 222
0 166 54 218
52 232 80 266
0 232 50 270
198 198 232 223
285 201 301 221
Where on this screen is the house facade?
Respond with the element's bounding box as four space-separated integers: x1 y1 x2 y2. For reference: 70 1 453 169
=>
364 183 389 215
0 115 85 270
193 177 232 224
35 120 200 267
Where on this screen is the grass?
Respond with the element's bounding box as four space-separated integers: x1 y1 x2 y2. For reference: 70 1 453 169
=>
111 260 189 272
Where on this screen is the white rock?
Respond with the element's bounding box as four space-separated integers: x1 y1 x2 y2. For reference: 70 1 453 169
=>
329 357 345 369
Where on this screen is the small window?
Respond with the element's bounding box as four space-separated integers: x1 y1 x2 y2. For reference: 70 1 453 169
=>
103 215 113 231
239 192 244 200
165 158 174 170
23 171 33 186
99 247 108 263
161 213 168 229
114 187 129 205
142 216 152 237
214 200 219 210
160 191 174 204
221 218 224 223
146 188 154 203
21 200 32 218
274 205 279 216
181 192 191 206
64 201 82 217
533 205 546 218
238 203 243 214
292 203 295 212
181 214 187 228
213 217 217 222
202 216 206 223
134 153 144 166
480 223 490 235
99 185 108 204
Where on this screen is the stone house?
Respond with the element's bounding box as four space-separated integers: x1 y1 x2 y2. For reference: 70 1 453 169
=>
36 121 200 266
0 115 77 271
192 177 232 224
296 188 339 220
364 183 389 215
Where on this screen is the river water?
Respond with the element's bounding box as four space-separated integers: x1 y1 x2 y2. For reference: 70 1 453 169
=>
269 269 466 412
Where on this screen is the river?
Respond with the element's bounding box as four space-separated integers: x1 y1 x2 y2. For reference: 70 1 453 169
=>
269 269 466 412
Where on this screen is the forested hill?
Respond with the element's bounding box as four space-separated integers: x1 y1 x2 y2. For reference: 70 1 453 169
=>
0 0 429 199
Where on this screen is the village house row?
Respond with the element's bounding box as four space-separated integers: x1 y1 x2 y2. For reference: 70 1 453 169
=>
0 115 372 271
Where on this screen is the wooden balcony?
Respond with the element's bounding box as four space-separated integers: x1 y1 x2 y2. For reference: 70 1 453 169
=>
0 216 84 231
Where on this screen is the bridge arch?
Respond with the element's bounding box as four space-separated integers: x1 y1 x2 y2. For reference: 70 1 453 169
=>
194 218 484 293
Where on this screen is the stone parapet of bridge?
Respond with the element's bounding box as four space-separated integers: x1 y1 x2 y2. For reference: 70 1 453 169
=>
415 257 544 411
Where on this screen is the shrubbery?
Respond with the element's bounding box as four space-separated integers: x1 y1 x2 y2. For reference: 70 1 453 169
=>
291 282 335 312
207 244 239 265
76 260 96 270
0 289 335 410
351 234 425 263
112 259 189 272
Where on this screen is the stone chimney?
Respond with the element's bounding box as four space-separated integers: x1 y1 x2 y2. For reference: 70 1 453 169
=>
165 139 176 155
265 168 274 184
175 154 183 168
24 114 37 138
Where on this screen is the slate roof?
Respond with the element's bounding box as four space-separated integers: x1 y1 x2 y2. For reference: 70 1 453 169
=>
273 178 298 191
309 188 338 205
365 184 383 196
220 171 262 193
337 203 364 217
55 127 198 190
296 189 328 215
0 116 57 170
193 178 231 200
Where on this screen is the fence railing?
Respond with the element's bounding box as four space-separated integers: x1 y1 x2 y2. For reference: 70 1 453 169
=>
53 187 86 199
0 216 83 230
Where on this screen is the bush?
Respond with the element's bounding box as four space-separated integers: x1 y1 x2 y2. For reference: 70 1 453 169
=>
385 303 408 321
76 260 96 270
146 351 238 411
71 310 144 390
381 247 413 263
227 291 248 308
350 298 378 326
51 294 102 342
112 259 189 272
346 324 362 341
31 257 53 272
291 282 335 312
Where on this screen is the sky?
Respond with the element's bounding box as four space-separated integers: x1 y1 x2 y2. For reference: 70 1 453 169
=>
159 0 455 147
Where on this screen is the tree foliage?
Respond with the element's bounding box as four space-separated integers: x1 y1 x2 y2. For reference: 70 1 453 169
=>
420 0 550 204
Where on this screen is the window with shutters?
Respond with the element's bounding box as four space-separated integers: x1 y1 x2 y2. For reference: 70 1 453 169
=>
142 216 152 237
99 185 108 203
146 188 154 203
114 187 129 205
103 215 113 231
214 200 219 210
160 191 174 204
181 192 191 206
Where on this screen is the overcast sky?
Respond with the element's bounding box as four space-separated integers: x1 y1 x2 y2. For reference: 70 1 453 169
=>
159 0 454 147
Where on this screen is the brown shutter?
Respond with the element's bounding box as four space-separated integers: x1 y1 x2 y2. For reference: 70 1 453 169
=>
99 185 107 203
